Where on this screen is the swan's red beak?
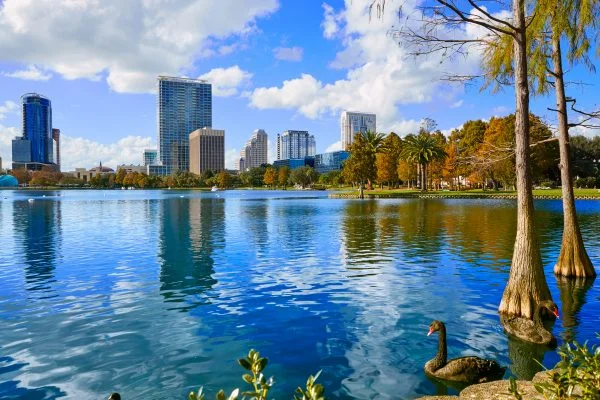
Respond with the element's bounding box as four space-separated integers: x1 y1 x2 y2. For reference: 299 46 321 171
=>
427 327 434 336
554 309 560 319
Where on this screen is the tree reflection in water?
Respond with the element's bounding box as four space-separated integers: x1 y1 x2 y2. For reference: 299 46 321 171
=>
556 276 595 343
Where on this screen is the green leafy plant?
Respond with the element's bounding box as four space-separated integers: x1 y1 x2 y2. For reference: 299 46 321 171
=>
188 349 325 400
534 336 600 399
294 370 325 400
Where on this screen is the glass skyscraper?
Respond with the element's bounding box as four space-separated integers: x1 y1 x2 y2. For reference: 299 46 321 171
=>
276 130 316 160
156 76 212 174
12 93 59 171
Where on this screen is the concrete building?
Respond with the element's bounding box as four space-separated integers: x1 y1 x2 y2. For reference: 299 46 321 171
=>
240 129 268 171
189 128 224 175
154 76 212 175
117 164 147 174
52 129 60 169
276 130 316 160
341 111 376 151
66 164 114 183
143 149 157 166
12 93 60 171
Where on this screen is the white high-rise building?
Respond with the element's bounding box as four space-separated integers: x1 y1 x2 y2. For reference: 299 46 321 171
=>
239 129 268 171
276 130 316 160
340 111 376 151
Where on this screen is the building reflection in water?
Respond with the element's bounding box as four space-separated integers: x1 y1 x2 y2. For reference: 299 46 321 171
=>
158 197 223 312
13 196 61 294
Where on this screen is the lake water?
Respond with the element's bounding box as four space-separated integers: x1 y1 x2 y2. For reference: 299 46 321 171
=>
0 190 599 399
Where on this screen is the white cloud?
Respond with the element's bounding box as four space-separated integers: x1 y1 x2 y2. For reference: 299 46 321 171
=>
225 148 239 170
325 140 342 152
0 124 19 167
250 1 478 132
273 46 303 62
3 65 52 81
321 3 342 39
492 106 510 116
0 0 278 93
451 100 464 109
1 125 156 172
0 100 18 120
198 65 253 97
60 134 154 171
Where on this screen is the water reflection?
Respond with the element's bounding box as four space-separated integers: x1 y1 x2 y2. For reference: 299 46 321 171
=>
507 337 550 380
556 276 595 342
341 200 382 274
13 198 61 294
158 197 222 311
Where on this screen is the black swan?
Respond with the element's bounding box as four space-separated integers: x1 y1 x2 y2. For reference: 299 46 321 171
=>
500 300 559 346
108 394 121 400
425 320 506 383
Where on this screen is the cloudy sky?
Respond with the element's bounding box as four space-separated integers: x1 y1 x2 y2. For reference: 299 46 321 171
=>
0 0 598 171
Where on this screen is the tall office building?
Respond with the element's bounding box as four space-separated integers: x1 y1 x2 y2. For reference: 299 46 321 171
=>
240 129 268 170
156 76 212 175
52 128 60 169
276 130 316 160
189 128 224 175
341 111 376 151
143 149 158 166
12 93 59 171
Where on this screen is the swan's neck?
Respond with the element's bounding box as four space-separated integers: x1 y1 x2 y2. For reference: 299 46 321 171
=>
430 325 447 371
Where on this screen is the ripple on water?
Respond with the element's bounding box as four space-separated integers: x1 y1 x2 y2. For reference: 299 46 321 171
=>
0 192 599 399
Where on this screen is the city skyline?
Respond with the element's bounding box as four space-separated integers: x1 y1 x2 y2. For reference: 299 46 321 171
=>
1 1 598 172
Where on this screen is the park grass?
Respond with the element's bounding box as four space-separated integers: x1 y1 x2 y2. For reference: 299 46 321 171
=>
332 187 600 199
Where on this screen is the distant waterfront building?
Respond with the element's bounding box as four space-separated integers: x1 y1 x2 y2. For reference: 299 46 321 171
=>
276 130 316 160
12 93 60 171
117 164 147 174
154 76 212 175
273 157 315 170
189 128 224 175
143 149 157 166
65 163 114 183
238 156 246 172
240 129 268 170
341 111 376 151
314 151 350 174
52 129 60 169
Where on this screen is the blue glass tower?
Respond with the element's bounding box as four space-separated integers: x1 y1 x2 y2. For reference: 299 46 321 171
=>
12 93 58 171
22 93 53 163
156 76 212 174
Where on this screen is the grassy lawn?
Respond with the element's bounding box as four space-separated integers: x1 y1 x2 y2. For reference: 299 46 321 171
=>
337 188 600 198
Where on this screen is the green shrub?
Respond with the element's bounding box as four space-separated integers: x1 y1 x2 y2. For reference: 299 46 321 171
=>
188 349 325 400
534 336 600 399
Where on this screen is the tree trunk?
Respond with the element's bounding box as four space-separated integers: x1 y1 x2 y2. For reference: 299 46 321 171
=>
359 182 365 199
551 34 596 278
421 163 427 191
499 0 552 319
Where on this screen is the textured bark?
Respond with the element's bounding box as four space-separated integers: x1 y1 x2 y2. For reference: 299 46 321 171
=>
498 0 552 319
551 35 596 278
421 163 428 191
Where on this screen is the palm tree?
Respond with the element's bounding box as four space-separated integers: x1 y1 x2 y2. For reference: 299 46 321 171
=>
401 133 447 191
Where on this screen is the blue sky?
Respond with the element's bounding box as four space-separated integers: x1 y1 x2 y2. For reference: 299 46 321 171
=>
0 0 598 171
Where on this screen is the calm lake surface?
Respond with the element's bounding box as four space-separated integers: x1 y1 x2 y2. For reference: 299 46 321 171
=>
0 190 599 399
